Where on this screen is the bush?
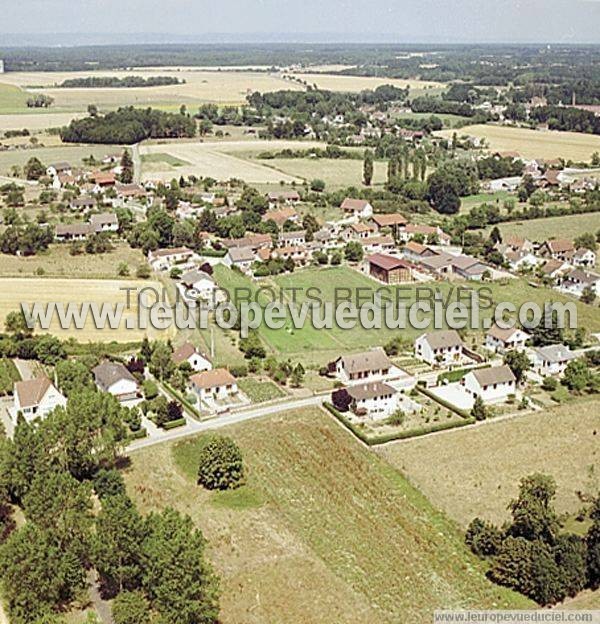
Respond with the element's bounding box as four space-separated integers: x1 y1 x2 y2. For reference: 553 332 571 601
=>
142 379 159 400
230 365 248 378
466 517 503 557
541 376 558 391
197 434 244 490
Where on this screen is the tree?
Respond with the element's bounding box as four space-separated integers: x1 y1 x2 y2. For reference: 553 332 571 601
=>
581 286 597 306
310 178 325 192
363 149 374 186
24 157 46 181
530 304 564 346
562 359 593 393
470 395 488 421
93 494 146 595
197 434 244 490
119 150 134 184
554 533 587 597
587 497 600 589
291 363 305 387
149 342 174 380
344 241 364 263
465 517 503 557
331 388 352 412
55 360 93 396
503 349 531 384
508 474 559 544
142 508 219 624
4 309 33 336
575 232 597 252
112 591 151 624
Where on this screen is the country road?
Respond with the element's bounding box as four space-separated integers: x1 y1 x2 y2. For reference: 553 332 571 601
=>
131 143 141 184
128 394 325 452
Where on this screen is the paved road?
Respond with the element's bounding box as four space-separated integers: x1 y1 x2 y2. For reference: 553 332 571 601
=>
128 394 325 452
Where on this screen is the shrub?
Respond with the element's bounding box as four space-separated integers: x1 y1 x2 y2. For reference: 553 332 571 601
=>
112 591 151 624
142 379 159 400
230 365 248 378
541 376 558 391
93 469 126 500
465 517 503 557
197 434 244 490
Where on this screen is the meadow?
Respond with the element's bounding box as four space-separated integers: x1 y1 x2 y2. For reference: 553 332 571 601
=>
124 407 530 624
437 124 600 161
297 73 444 96
380 398 600 528
0 277 165 341
495 212 600 243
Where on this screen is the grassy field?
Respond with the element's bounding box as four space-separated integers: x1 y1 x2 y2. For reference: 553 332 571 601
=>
495 212 600 243
124 408 530 624
0 244 146 279
0 144 121 176
237 377 288 402
380 398 600 528
0 359 21 395
298 74 444 96
256 157 387 189
0 111 85 132
213 265 600 366
395 111 471 128
140 152 191 168
140 139 327 183
0 82 29 114
437 124 600 161
0 277 166 341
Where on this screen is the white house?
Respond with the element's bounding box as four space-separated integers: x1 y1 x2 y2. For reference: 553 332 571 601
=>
333 347 393 384
573 248 597 268
461 365 516 403
46 161 72 178
172 342 212 372
485 324 530 353
11 377 67 423
179 269 218 304
529 345 577 377
223 247 255 274
414 330 464 366
346 382 398 420
148 247 196 271
558 268 600 298
92 361 140 402
90 212 119 233
278 230 306 246
340 198 374 220
190 368 237 403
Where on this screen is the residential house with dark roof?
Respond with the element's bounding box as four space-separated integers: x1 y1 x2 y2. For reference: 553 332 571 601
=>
11 377 67 423
345 382 399 419
92 361 139 403
333 347 393 384
485 324 530 353
461 365 516 403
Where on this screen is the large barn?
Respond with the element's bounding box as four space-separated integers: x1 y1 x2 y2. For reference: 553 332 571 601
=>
368 253 412 284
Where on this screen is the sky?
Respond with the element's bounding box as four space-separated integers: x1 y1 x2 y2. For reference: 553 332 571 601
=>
3 0 600 44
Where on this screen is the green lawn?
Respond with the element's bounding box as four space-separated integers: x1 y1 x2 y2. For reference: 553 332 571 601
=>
213 265 600 366
495 212 600 243
394 111 472 128
0 359 20 395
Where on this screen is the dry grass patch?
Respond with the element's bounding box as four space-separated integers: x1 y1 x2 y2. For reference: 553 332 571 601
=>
379 399 600 528
299 73 443 94
437 124 600 161
124 408 529 624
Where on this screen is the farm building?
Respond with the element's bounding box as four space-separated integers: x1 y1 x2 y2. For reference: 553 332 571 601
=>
368 253 412 284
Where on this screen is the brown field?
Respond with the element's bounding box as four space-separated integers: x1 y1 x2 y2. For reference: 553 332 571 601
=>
0 111 85 132
379 398 600 528
437 124 600 161
0 244 145 279
0 277 167 341
124 408 530 624
298 73 443 95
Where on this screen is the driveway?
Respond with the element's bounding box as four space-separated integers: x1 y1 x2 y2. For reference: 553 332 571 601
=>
428 383 474 411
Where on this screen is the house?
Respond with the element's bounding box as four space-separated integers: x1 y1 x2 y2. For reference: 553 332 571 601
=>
415 330 464 366
92 361 139 402
11 377 67 423
342 222 373 241
180 269 218 302
346 382 398 419
502 249 541 272
399 224 450 245
558 268 600 298
450 255 489 281
267 190 301 208
271 245 307 265
340 198 374 220
262 206 299 228
573 248 597 268
55 222 94 241
529 345 577 377
114 183 147 206
333 347 392 384
370 213 408 237
278 230 306 246
416 252 455 276
190 368 238 402
368 253 412 284
46 161 72 178
540 259 571 281
224 246 255 273
539 239 575 262
485 176 522 192
69 196 96 212
360 235 395 254
90 213 119 233
148 247 196 271
172 342 212 372
501 236 534 254
223 233 272 251
402 241 435 262
91 171 117 191
485 324 530 353
461 365 516 403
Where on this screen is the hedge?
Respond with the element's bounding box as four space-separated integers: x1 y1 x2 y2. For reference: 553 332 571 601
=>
199 248 227 258
323 402 475 446
161 417 187 430
127 427 148 441
162 381 203 419
437 364 489 385
416 385 471 418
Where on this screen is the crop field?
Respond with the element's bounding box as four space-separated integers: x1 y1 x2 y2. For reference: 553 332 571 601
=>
0 144 121 176
140 139 325 183
0 277 166 341
213 265 600 365
0 244 146 279
0 111 85 132
495 212 600 244
380 398 600 528
437 124 600 161
298 73 444 96
0 82 29 114
0 69 303 111
124 408 529 624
